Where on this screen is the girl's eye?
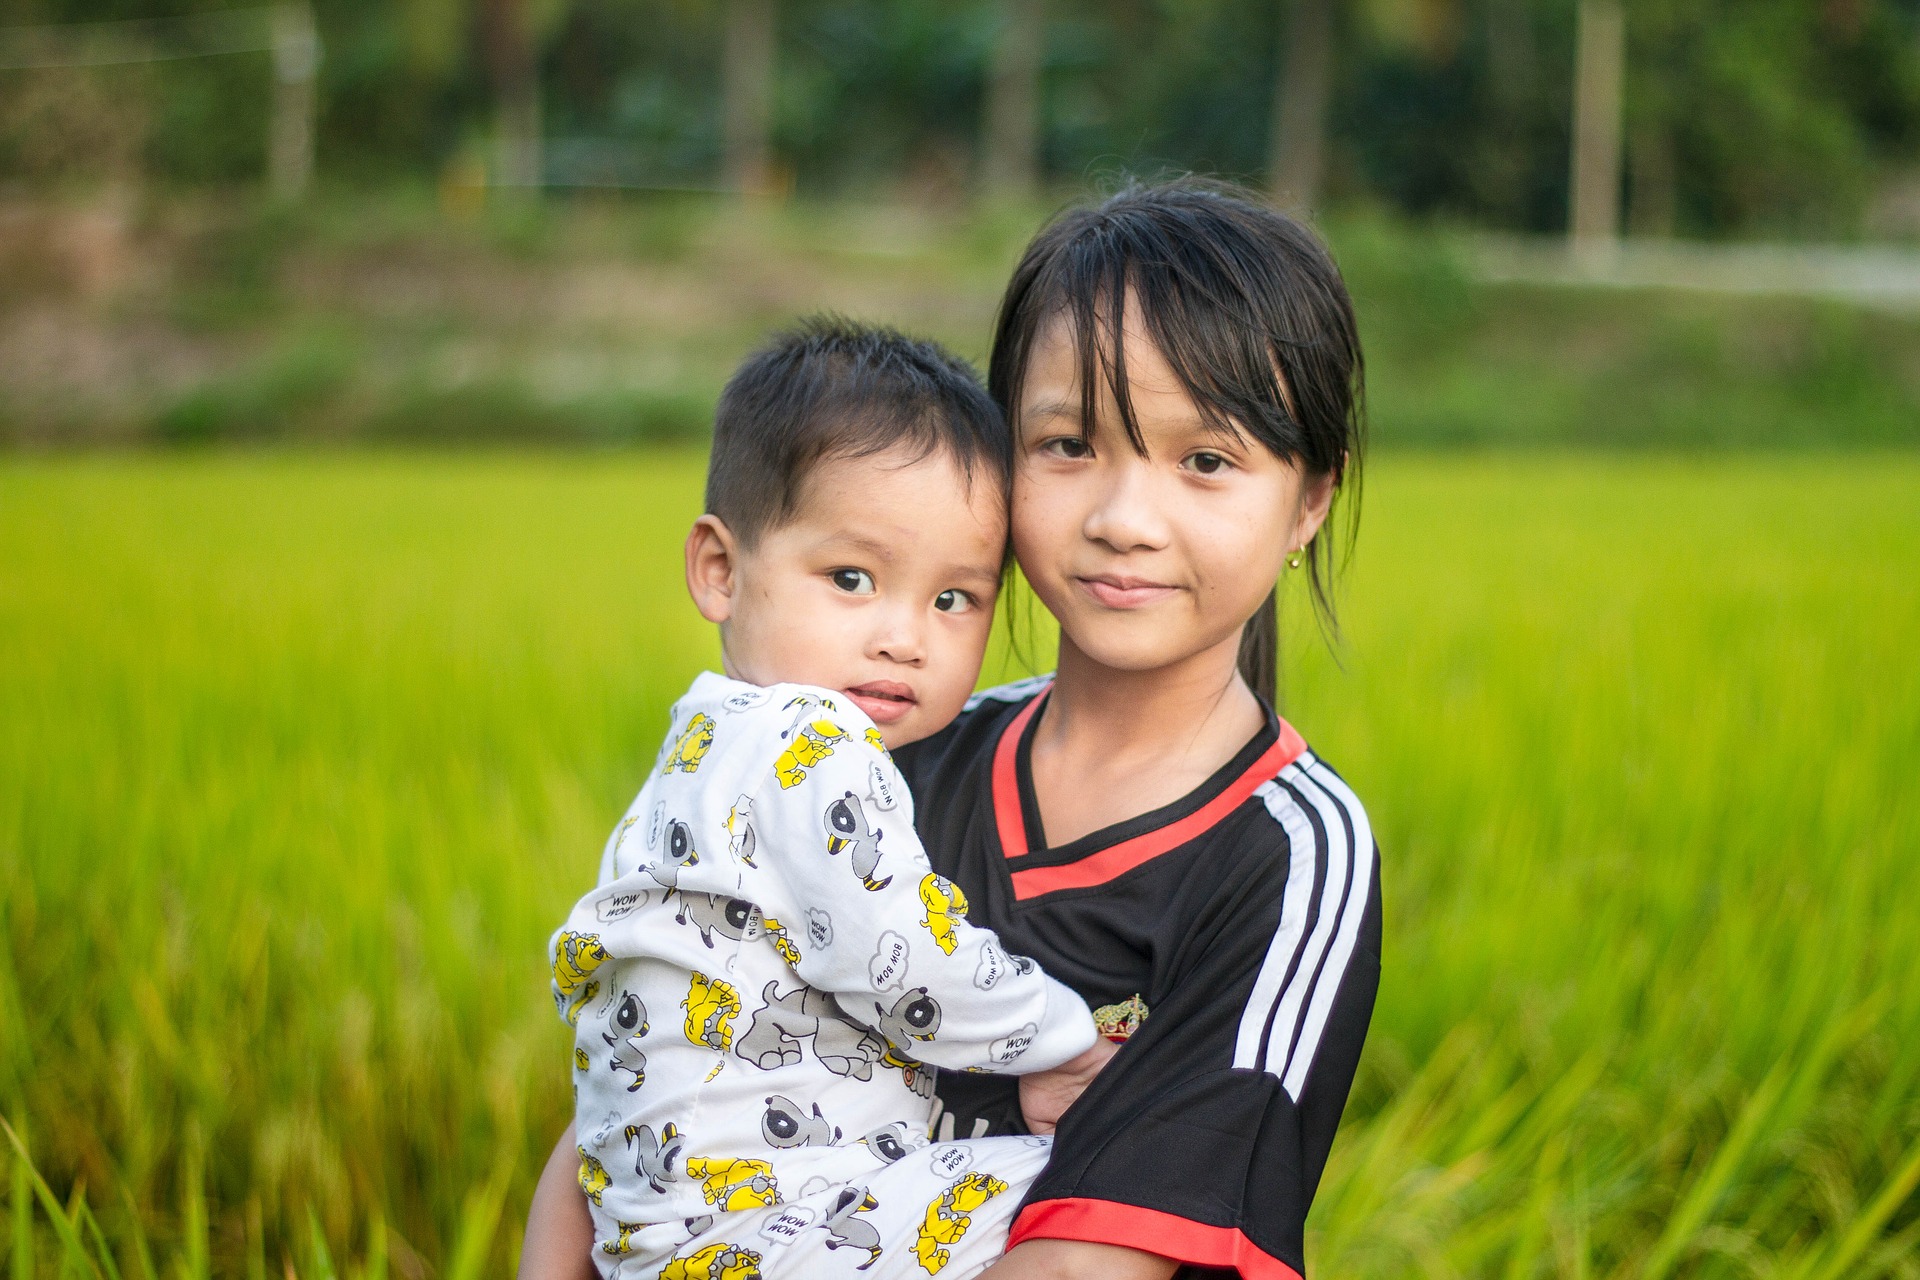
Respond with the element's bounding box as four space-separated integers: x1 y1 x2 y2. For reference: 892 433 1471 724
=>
933 589 975 614
1041 436 1093 460
830 568 876 595
1187 451 1231 475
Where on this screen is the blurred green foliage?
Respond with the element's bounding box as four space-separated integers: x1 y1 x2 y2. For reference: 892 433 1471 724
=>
2 0 1918 236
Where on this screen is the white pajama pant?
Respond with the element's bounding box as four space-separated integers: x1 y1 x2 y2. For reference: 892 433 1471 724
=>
619 1136 1052 1280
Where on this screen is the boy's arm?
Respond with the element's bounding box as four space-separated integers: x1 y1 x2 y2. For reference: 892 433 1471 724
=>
517 1124 597 1280
748 722 1095 1074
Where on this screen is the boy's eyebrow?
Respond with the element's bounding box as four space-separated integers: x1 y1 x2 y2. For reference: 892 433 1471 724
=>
815 532 898 560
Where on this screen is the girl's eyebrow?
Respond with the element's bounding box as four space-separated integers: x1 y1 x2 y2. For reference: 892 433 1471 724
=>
1020 399 1081 424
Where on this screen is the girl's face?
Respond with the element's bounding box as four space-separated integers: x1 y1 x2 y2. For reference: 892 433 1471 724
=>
1011 300 1334 681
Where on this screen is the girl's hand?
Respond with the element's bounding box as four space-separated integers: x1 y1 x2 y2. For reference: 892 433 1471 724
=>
1019 1038 1120 1134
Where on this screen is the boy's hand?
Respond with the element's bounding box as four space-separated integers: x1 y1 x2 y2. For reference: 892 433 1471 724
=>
1019 1038 1120 1135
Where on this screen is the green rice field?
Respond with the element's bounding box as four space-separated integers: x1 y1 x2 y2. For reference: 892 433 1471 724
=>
3 452 1918 1277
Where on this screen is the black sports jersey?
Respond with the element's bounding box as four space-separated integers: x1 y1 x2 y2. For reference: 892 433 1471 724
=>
893 677 1381 1280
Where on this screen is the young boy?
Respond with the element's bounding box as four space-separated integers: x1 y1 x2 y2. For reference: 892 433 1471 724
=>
537 319 1103 1279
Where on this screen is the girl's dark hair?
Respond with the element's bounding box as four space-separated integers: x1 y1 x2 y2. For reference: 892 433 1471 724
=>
988 179 1366 706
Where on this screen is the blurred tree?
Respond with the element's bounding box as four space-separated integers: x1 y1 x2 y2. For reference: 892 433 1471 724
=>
982 0 1042 199
722 0 775 194
1569 0 1623 250
1269 0 1335 210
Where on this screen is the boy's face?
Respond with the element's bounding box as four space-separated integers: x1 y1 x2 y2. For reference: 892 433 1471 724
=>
685 445 1006 749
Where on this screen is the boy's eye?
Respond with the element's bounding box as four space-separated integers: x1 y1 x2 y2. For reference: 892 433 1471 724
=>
1186 451 1231 475
933 589 974 614
1041 436 1093 460
830 568 876 595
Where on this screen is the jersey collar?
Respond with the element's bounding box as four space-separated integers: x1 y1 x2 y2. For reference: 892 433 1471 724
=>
991 686 1309 899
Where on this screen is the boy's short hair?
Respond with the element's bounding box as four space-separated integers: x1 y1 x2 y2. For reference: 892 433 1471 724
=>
706 316 1009 546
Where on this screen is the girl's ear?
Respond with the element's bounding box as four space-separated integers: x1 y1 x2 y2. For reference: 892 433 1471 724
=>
1291 464 1339 551
685 515 739 624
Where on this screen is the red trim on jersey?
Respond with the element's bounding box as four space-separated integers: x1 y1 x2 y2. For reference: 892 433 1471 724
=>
997 715 1308 900
991 690 1049 859
1008 1199 1303 1280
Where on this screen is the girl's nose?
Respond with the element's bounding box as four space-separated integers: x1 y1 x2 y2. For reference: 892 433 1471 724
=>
1083 457 1172 553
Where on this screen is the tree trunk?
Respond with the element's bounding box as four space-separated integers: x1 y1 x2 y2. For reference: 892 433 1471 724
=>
1268 0 1333 212
982 0 1042 201
723 0 775 197
1569 0 1624 256
484 0 541 193
268 3 318 200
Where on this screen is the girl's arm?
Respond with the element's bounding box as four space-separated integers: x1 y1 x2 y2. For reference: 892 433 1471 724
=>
517 1124 597 1280
977 1240 1178 1280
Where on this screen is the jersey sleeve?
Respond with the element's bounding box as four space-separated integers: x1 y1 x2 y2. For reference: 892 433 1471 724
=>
744 712 1096 1076
1009 776 1382 1280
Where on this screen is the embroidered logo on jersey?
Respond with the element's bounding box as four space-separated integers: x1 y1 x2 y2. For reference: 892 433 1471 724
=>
664 713 717 774
686 1155 781 1210
914 1172 1009 1275
661 1241 763 1280
776 718 849 788
625 1121 684 1192
824 791 895 891
683 970 742 1051
818 1185 883 1269
576 1147 611 1205
552 931 609 1026
917 873 970 956
1093 993 1150 1042
761 1095 840 1148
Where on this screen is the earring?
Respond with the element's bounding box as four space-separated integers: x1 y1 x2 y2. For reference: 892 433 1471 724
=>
1286 548 1304 571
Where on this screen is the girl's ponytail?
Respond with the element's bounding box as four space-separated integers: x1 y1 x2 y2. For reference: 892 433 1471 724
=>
1237 587 1280 708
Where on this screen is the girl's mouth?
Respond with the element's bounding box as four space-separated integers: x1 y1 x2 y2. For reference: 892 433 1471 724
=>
844 681 917 724
1076 574 1180 609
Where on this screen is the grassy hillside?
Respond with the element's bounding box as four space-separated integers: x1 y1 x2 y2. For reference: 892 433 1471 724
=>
3 453 1916 1275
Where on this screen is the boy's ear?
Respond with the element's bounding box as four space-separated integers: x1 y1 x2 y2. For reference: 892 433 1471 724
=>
685 515 740 624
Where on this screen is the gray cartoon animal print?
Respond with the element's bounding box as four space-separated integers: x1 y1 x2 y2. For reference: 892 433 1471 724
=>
647 818 701 892
625 1121 685 1193
819 1185 883 1269
603 988 649 1091
677 893 766 948
761 1095 840 1148
823 792 893 892
736 981 886 1079
856 1122 926 1165
873 987 942 1047
726 796 758 868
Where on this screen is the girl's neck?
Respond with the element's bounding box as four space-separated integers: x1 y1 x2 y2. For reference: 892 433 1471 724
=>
1023 631 1267 848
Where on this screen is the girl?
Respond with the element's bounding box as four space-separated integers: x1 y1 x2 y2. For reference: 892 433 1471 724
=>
522 180 1377 1280
896 181 1378 1280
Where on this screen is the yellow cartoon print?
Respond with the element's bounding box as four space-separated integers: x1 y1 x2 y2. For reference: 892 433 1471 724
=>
552 931 610 1025
602 1221 647 1257
573 1046 590 1072
761 916 801 966
664 713 717 774
685 1155 780 1211
865 727 888 753
683 969 742 1051
576 1148 611 1206
914 1172 1009 1274
917 874 970 956
775 718 848 789
661 1242 764 1280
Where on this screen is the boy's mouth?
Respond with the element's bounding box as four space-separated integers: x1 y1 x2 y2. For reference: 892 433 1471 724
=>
844 681 917 725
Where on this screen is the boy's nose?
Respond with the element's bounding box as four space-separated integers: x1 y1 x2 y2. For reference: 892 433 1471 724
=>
868 607 926 665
